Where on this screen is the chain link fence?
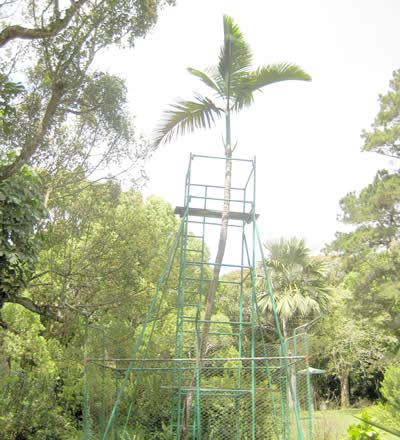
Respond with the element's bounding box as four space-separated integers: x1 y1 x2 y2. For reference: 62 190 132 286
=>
84 325 312 439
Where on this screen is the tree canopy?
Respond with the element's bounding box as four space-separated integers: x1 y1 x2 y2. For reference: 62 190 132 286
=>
0 0 174 181
318 69 400 410
362 69 400 160
0 0 176 322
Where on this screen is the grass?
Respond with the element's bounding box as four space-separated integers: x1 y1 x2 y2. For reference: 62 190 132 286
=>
310 408 360 440
306 408 399 440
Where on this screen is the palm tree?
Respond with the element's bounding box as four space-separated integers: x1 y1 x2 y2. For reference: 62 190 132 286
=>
155 16 311 438
258 237 331 338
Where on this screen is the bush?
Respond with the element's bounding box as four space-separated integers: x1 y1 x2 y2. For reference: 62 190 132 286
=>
359 366 400 439
346 412 381 440
0 369 78 439
380 365 400 416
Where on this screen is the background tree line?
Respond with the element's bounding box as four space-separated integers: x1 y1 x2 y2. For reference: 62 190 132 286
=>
309 68 400 423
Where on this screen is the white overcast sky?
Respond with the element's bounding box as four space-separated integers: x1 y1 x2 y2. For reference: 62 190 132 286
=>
104 0 399 255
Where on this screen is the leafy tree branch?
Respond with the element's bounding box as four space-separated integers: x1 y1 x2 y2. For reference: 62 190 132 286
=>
0 0 88 47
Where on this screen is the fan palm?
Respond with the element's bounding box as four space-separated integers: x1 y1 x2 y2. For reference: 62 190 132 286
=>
258 237 331 338
155 16 311 438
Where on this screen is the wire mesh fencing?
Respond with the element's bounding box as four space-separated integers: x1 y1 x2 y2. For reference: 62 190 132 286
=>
84 328 312 439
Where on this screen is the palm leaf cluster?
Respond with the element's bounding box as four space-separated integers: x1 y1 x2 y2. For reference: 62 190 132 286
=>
154 15 311 149
258 237 331 335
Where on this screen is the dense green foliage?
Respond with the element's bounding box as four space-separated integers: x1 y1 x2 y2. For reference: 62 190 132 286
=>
346 413 382 440
0 0 176 316
0 154 48 326
0 182 182 438
378 365 400 422
0 306 79 438
354 366 400 439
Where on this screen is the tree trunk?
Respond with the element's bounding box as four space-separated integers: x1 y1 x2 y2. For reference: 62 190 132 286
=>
199 149 232 356
282 317 288 340
283 319 297 409
180 145 232 439
0 82 65 181
340 368 350 408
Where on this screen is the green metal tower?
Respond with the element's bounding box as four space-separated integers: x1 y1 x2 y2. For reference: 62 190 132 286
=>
84 154 313 439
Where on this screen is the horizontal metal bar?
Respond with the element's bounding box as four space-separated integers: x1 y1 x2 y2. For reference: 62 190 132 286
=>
192 154 254 163
162 386 277 392
184 277 245 284
182 318 253 325
186 260 252 270
184 277 210 282
218 279 243 285
190 195 252 204
87 356 305 362
87 363 284 372
190 183 245 191
184 219 244 228
182 330 239 336
176 206 258 223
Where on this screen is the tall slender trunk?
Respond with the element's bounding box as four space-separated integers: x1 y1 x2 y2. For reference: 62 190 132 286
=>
282 318 297 409
340 368 350 408
198 147 232 356
282 317 287 340
180 112 232 439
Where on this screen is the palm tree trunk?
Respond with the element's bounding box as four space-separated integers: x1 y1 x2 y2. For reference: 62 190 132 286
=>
282 318 288 340
180 115 232 439
199 146 232 356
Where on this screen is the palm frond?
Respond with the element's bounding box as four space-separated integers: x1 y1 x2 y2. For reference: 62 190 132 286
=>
254 63 311 86
187 68 222 95
153 95 224 148
217 15 252 96
234 63 311 111
258 237 331 326
277 294 296 321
